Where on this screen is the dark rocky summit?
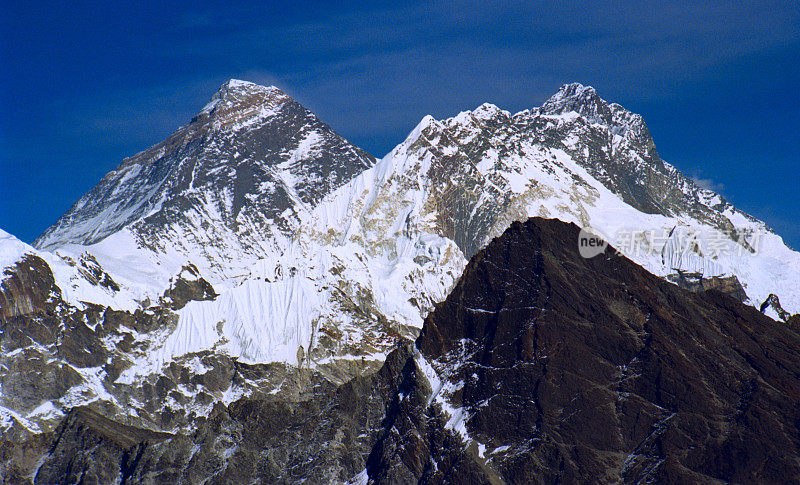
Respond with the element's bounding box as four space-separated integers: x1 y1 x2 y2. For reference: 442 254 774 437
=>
370 218 800 483
8 217 799 483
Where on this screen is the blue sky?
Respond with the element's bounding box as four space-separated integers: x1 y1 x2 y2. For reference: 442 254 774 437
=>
1 1 799 247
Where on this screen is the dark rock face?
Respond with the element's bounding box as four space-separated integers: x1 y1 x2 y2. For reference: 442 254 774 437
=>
34 407 173 484
19 347 414 484
0 254 59 319
373 218 800 483
788 314 800 332
666 271 748 302
0 256 87 418
162 264 217 310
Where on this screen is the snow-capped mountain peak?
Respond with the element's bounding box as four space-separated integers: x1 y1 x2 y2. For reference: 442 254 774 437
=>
330 84 799 316
34 80 375 286
197 79 288 127
539 83 647 138
464 102 510 121
31 81 798 318
542 82 606 117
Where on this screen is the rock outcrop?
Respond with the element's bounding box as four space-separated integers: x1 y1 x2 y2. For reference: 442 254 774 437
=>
665 271 748 302
0 254 59 319
162 264 217 310
760 293 791 321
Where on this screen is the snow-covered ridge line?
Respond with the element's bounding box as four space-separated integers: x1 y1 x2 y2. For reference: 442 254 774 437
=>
1 228 139 311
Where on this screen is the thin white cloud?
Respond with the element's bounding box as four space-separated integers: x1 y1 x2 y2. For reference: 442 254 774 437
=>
691 175 726 194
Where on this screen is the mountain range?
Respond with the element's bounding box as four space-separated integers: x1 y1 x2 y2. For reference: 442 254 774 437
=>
1 80 799 483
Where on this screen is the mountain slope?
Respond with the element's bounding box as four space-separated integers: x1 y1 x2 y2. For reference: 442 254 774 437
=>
14 218 800 483
367 217 800 483
1 228 136 312
30 81 800 319
289 83 798 315
35 79 375 284
22 80 800 390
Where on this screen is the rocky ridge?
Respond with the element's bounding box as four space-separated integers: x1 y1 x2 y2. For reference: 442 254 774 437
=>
369 217 800 482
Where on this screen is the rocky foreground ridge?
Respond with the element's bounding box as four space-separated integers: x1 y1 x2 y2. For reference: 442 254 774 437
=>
4 218 799 483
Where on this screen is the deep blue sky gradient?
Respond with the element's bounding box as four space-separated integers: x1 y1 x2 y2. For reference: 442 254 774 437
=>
1 1 798 247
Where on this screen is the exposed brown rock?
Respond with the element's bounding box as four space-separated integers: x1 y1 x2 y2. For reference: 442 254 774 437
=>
666 271 748 302
760 293 791 321
162 264 217 310
0 254 59 319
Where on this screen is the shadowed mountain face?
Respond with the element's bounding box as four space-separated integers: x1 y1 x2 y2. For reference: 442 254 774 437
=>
13 218 800 483
367 218 800 483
